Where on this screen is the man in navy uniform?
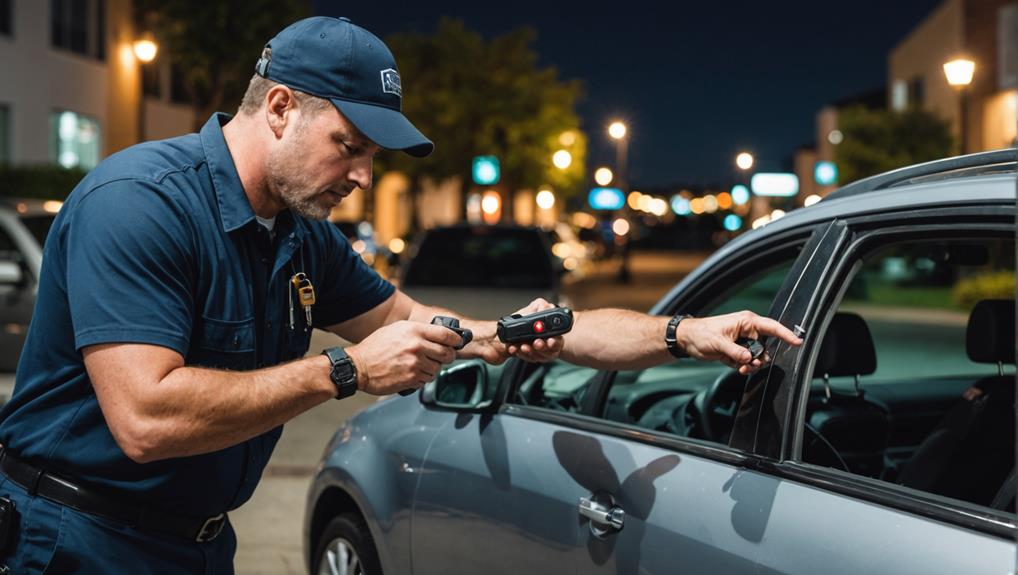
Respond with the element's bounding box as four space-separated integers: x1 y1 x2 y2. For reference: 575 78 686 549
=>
0 17 799 573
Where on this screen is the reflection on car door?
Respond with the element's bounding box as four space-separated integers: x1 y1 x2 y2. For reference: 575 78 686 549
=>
409 412 582 574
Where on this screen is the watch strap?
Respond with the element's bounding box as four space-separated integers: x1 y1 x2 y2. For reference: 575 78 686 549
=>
322 346 357 400
665 314 692 359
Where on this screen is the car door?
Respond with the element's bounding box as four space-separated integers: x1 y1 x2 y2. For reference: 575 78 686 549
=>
410 223 817 574
732 205 1016 574
0 212 37 372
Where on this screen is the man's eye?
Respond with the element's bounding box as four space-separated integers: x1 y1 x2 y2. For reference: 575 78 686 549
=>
343 142 361 156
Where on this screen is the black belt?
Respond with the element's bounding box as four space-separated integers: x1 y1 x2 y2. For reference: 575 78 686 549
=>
0 448 227 543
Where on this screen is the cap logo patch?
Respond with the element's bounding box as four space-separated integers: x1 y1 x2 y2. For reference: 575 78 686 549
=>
380 68 402 98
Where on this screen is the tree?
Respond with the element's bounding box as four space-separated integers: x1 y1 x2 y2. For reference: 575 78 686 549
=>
378 19 587 204
834 106 954 184
134 0 310 131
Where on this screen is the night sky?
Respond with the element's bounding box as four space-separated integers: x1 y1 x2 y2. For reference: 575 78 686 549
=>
314 0 943 187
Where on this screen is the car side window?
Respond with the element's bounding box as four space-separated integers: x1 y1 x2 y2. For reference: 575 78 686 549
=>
508 251 798 451
801 235 1016 513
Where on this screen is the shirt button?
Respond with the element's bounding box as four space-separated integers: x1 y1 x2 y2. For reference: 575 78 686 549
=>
261 257 270 264
233 336 240 349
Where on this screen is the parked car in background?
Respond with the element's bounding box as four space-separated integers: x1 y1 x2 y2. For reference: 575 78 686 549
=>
304 151 1016 575
544 221 594 280
399 224 562 319
0 199 59 372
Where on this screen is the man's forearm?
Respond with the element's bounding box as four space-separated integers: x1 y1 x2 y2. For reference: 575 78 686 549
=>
127 356 334 462
560 308 672 371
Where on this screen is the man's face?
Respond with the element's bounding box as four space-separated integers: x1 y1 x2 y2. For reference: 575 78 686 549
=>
266 103 381 220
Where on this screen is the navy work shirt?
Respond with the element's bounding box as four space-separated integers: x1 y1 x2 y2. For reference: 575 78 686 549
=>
0 114 394 518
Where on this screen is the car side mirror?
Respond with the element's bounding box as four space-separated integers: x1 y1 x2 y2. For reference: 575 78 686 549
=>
0 260 23 286
421 359 494 412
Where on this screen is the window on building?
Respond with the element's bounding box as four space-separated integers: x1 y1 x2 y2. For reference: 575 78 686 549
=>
50 0 106 60
891 80 908 112
0 104 9 164
0 0 12 37
908 76 924 107
49 110 101 170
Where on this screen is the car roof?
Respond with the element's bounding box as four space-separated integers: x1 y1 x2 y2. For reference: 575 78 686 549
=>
653 158 1015 315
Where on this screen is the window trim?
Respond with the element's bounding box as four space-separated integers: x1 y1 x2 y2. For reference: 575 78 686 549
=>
783 218 1016 538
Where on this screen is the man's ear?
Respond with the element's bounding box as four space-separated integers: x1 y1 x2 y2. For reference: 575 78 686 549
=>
265 85 295 139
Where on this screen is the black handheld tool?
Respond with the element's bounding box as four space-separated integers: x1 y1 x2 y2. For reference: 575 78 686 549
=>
497 307 573 344
736 337 765 361
399 316 473 396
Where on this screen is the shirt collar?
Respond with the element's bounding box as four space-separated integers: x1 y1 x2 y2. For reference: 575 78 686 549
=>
199 113 310 245
200 113 256 233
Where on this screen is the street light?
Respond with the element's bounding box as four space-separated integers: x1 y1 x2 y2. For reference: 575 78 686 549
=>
735 152 754 171
594 166 614 186
552 149 572 170
943 57 975 154
607 121 628 193
132 35 159 144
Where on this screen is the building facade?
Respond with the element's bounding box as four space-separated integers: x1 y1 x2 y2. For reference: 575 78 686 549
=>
0 0 189 169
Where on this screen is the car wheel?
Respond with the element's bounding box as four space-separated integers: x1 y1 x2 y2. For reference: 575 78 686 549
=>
313 513 382 575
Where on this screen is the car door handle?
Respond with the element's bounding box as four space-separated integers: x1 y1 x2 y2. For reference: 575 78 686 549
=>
578 497 625 531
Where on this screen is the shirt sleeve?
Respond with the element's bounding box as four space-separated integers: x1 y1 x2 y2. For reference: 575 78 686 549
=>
312 223 395 328
67 180 196 355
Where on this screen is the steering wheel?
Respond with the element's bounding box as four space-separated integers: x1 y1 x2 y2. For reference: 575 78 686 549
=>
693 368 749 442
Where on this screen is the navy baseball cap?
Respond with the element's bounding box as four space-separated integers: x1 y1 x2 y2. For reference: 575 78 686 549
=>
256 16 433 157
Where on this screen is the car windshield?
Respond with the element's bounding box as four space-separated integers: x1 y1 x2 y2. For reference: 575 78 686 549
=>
404 227 554 289
20 214 56 246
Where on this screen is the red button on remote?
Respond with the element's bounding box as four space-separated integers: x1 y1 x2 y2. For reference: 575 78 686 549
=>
533 320 545 333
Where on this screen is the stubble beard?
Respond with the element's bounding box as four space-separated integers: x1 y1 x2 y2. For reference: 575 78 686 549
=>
266 122 334 221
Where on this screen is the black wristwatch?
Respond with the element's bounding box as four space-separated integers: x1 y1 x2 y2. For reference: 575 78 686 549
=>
665 314 693 359
322 347 358 400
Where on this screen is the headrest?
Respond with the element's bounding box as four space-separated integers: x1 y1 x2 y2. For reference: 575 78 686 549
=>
816 313 877 377
966 299 1015 364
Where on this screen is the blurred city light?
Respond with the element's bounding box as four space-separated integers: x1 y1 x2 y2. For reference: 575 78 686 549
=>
132 38 158 63
357 221 374 238
650 198 668 216
571 212 597 229
637 194 652 212
594 167 614 186
43 201 63 213
608 121 627 140
751 173 799 197
702 195 719 213
771 209 786 220
612 218 630 236
690 198 705 215
752 215 771 229
472 156 500 185
552 149 572 169
717 192 733 210
351 240 366 254
482 191 501 224
827 130 844 145
466 192 482 223
723 214 743 231
627 191 643 209
735 152 754 171
670 195 691 216
563 258 578 271
588 187 625 210
730 184 750 205
536 189 556 209
804 194 823 207
388 238 406 254
943 58 975 86
558 131 577 146
814 161 838 185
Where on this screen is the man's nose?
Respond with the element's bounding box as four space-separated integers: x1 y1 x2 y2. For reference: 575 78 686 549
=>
349 155 373 190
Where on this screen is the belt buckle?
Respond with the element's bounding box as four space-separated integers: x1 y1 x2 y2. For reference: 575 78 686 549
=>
195 513 225 543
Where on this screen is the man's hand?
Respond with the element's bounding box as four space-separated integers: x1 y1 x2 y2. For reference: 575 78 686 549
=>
458 298 564 365
676 311 802 375
346 320 462 395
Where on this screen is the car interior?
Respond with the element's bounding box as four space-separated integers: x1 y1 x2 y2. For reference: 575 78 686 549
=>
496 234 1016 516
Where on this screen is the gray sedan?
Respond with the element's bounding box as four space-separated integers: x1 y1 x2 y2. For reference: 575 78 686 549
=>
304 150 1016 574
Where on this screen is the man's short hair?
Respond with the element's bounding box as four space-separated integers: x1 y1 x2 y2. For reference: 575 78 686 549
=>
237 74 332 118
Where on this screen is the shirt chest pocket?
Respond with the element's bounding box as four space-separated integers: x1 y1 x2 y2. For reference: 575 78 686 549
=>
189 315 257 370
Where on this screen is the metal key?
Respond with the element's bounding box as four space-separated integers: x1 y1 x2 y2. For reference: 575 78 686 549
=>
298 280 316 327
